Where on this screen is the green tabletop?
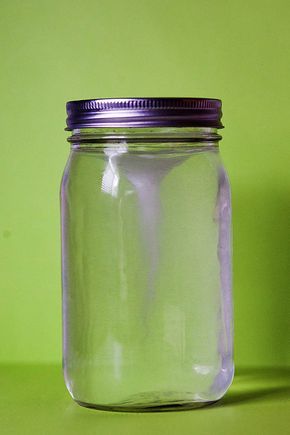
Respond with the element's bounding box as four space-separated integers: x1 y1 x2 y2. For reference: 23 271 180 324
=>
1 365 289 435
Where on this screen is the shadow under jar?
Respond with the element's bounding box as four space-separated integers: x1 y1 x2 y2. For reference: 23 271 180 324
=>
61 98 234 412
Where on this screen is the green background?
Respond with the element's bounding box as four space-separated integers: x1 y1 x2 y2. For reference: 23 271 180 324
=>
1 0 290 369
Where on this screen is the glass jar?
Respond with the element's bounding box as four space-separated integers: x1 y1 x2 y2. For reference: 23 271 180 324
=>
61 98 233 412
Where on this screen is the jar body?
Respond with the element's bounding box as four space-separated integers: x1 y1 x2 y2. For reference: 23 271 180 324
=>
61 128 233 411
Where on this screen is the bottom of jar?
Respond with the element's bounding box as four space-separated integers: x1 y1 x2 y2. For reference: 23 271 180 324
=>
75 398 218 413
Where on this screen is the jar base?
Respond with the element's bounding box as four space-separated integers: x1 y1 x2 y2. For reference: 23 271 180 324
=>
75 398 218 413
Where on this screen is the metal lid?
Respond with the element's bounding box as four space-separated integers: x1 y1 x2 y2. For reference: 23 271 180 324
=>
66 97 223 130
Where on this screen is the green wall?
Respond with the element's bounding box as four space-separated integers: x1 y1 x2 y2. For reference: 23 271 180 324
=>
1 0 290 366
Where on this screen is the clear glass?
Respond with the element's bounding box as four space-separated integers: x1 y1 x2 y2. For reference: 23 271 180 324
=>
60 127 233 412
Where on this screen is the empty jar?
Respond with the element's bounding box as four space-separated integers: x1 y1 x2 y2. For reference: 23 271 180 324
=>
61 98 233 412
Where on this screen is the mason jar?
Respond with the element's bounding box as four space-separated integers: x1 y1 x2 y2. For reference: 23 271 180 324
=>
61 98 233 412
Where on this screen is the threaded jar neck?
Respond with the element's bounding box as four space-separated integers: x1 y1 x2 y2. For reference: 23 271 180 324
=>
68 127 222 147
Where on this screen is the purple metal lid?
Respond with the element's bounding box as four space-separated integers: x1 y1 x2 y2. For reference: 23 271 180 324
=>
66 98 223 130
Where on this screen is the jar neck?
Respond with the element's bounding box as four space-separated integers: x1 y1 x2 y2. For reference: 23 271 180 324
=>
68 127 222 147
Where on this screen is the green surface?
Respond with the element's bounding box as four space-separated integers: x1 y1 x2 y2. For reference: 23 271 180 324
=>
1 365 290 434
1 0 290 368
